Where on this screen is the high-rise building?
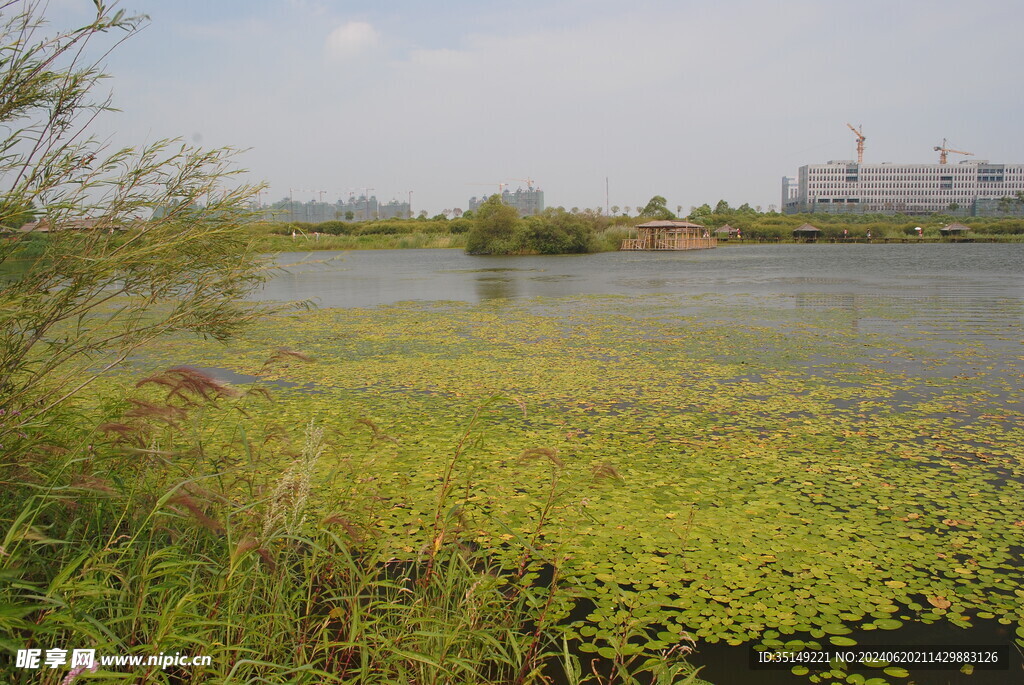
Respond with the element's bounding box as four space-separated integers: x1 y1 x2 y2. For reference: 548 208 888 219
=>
266 195 410 223
783 160 1024 216
781 176 800 214
469 187 545 217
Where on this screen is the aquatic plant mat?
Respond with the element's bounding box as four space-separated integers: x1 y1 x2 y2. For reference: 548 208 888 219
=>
120 292 1024 683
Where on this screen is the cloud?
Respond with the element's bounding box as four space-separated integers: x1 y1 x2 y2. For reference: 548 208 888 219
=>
325 21 380 61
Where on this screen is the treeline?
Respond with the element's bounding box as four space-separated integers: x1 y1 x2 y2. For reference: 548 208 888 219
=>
249 195 1024 255
464 196 623 255
264 217 473 236
684 200 1024 240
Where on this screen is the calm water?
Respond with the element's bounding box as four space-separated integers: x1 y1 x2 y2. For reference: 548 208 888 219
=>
258 243 1024 308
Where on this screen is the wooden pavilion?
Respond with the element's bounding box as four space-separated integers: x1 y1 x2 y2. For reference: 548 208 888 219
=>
620 220 716 251
940 222 970 235
792 223 821 242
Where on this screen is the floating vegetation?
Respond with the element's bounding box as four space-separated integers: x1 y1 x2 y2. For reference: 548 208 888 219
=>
113 292 1024 680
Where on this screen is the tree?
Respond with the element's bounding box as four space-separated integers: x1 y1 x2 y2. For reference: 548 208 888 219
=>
0 2 268 446
714 199 731 214
610 205 620 216
518 208 594 254
689 203 713 224
639 195 675 220
464 194 520 254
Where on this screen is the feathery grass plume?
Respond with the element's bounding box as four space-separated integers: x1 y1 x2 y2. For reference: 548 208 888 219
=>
258 347 315 374
261 419 324 542
518 447 563 468
355 417 398 445
168 493 224 534
69 474 115 495
136 366 240 404
321 514 363 542
229 536 259 569
591 461 624 483
97 421 149 445
96 422 134 434
243 385 274 402
123 398 188 427
270 348 315 363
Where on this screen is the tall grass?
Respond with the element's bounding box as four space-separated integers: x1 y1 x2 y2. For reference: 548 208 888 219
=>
252 230 468 252
1 368 707 684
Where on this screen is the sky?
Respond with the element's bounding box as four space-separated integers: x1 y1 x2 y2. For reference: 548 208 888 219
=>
44 0 1024 215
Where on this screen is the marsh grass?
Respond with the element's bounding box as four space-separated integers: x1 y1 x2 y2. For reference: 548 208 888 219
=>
1 367 706 684
252 229 469 253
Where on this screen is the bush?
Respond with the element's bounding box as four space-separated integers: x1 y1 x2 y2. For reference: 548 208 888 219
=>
520 209 595 254
449 218 472 234
465 195 522 254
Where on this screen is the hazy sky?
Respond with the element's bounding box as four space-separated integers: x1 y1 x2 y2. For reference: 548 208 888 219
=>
51 0 1024 215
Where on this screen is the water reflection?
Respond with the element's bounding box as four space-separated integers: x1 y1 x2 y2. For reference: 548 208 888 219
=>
255 244 1024 310
474 274 519 301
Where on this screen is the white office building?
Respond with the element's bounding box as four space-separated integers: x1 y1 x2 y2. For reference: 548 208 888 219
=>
783 160 1024 216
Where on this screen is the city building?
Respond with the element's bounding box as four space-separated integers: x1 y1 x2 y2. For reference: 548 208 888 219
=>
782 160 1024 216
468 187 545 217
265 195 410 223
781 176 799 213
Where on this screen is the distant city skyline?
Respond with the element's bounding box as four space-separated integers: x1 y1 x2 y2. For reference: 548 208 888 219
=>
50 0 1024 216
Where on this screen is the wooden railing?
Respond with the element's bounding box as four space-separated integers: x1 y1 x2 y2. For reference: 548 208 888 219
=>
621 235 717 251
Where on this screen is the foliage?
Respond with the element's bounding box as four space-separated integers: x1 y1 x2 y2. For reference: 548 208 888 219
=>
639 196 675 220
519 209 596 254
465 194 522 254
465 198 615 255
0 1 269 449
0 199 34 229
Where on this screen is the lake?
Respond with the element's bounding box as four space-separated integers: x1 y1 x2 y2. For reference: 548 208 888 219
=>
242 244 1024 684
257 243 1024 309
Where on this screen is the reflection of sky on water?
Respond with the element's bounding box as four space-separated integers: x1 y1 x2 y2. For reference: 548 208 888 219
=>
256 243 1024 309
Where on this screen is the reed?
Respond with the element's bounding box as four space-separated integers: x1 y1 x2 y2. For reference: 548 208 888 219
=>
1 374 708 684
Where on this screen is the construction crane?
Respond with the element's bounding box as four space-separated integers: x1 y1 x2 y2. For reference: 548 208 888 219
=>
509 177 536 190
846 123 865 164
466 182 508 195
934 139 974 164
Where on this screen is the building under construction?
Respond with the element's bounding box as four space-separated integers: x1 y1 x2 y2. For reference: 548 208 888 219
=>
468 186 545 217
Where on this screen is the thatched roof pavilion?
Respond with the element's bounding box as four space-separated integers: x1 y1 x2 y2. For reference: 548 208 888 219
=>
793 223 820 242
940 222 970 234
714 224 739 236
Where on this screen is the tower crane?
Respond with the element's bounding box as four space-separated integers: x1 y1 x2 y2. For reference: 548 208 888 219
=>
466 182 508 196
934 139 974 165
509 177 536 190
846 123 865 164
